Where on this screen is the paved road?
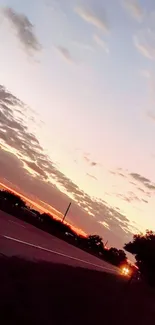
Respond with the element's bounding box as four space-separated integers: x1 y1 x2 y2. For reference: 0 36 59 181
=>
0 210 119 274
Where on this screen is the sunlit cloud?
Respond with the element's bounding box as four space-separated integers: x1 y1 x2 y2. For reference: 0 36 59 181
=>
134 33 155 60
93 34 109 53
72 40 94 53
0 84 134 246
134 12 155 60
122 0 144 22
23 160 47 178
99 221 110 230
75 4 109 33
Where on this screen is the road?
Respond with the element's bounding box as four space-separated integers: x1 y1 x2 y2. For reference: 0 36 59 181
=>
0 210 119 274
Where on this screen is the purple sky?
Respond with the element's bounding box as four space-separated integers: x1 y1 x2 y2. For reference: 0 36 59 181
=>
0 0 155 248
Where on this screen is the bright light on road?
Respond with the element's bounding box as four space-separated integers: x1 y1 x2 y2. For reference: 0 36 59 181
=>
121 266 130 276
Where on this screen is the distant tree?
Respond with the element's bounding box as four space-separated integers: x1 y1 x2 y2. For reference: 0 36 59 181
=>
42 213 76 236
0 190 26 208
124 230 155 285
87 235 104 253
107 247 127 266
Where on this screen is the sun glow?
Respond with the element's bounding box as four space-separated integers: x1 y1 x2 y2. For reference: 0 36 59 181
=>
0 181 87 237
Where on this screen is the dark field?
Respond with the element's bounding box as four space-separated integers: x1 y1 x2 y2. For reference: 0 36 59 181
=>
0 255 155 325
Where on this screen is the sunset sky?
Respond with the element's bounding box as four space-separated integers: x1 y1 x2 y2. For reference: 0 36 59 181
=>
0 0 155 248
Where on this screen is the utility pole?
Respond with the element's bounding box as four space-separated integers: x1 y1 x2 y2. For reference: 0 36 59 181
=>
105 240 108 248
62 202 71 223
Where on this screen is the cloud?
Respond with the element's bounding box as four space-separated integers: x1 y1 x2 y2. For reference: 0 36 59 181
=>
23 160 47 178
0 84 137 247
93 34 109 53
123 0 144 22
134 33 155 60
142 199 148 204
130 172 155 190
56 46 73 63
116 192 140 203
83 153 99 167
109 169 126 178
86 173 97 181
91 161 97 167
2 7 41 55
75 4 109 33
99 221 110 230
72 40 94 52
137 187 145 193
134 12 155 60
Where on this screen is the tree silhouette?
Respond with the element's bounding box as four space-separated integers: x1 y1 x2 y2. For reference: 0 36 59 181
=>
0 189 130 269
107 247 127 266
87 235 104 253
0 190 26 208
124 230 155 285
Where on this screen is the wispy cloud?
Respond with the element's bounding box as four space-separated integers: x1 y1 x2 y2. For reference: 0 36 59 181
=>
109 169 126 178
134 33 155 60
99 221 110 230
83 154 99 167
123 0 144 22
23 160 47 178
2 7 41 55
75 4 109 33
93 34 109 53
72 40 94 52
56 46 74 63
116 192 140 203
86 173 97 181
142 199 148 204
133 12 155 60
141 69 155 116
130 172 155 190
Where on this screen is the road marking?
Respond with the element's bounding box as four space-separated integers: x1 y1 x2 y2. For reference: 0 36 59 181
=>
2 235 118 274
9 220 25 228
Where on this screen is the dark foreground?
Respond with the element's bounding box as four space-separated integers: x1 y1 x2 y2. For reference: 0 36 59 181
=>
0 255 155 325
0 210 118 273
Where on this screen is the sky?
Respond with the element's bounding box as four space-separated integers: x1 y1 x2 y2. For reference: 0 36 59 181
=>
0 0 155 249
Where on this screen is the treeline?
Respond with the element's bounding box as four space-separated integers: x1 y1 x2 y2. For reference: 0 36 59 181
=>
0 189 127 267
124 230 155 286
1 189 155 286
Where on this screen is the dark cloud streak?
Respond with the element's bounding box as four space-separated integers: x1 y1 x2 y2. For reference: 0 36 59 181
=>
130 172 155 190
56 46 74 63
2 6 41 56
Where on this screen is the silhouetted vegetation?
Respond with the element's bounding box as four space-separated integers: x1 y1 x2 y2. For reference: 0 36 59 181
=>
0 189 127 266
104 247 127 266
124 231 155 286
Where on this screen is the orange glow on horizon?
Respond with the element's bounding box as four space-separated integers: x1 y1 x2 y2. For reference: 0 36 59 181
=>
0 181 87 237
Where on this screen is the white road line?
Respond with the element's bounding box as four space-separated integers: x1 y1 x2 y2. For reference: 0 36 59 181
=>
9 220 25 228
2 235 117 274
